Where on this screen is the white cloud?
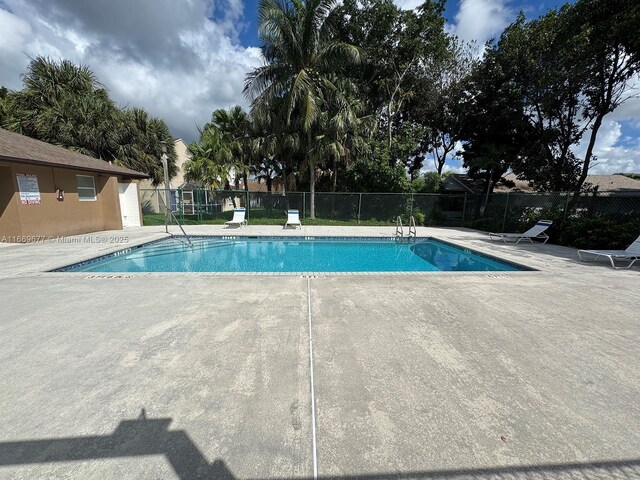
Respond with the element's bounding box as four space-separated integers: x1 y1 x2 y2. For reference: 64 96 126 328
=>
393 0 424 10
0 0 261 142
446 0 513 44
574 119 640 174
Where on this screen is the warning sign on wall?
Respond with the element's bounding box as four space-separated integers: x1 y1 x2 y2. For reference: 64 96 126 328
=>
16 174 41 205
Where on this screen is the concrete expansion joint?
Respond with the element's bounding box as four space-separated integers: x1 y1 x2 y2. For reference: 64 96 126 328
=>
307 277 319 479
85 274 136 279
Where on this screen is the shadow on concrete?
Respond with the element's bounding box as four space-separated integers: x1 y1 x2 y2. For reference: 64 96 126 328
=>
0 412 638 479
0 412 233 480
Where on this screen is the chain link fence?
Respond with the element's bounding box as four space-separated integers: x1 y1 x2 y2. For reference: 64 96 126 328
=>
140 188 640 248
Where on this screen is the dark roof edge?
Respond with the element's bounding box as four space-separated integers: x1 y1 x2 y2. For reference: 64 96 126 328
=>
449 175 475 193
0 154 149 178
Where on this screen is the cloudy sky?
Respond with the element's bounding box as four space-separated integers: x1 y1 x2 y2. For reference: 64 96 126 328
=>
0 0 638 174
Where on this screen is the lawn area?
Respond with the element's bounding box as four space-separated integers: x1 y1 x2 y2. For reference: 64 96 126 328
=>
142 211 392 227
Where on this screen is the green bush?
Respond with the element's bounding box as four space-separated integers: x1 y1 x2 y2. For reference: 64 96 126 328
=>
413 211 426 226
558 215 640 250
428 206 448 226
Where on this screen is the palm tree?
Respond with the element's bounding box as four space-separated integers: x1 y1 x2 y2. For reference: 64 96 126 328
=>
315 77 372 193
251 98 301 192
210 106 252 190
245 0 362 219
6 57 121 157
3 57 176 181
115 108 177 184
185 126 232 190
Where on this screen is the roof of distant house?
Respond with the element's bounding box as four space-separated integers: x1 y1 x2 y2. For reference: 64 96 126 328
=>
0 128 148 178
495 172 640 193
246 179 284 192
582 174 640 192
441 173 488 193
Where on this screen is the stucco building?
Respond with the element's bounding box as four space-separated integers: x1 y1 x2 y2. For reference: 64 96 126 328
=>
0 128 147 240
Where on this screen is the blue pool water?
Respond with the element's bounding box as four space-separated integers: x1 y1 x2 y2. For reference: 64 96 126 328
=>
57 237 526 273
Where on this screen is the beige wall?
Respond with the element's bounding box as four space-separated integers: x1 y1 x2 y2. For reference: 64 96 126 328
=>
172 139 189 187
0 161 125 240
139 138 191 192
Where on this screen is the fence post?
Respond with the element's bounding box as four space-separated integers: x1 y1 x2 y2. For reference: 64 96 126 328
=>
461 193 467 227
409 193 414 219
197 189 201 222
303 192 306 219
357 193 362 224
177 188 184 222
563 192 571 222
501 192 510 232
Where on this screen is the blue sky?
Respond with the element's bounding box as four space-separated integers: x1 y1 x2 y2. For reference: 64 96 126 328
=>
232 0 573 48
0 0 637 173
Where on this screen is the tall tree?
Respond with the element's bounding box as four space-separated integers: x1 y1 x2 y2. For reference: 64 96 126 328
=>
315 77 372 192
2 57 176 183
458 39 530 193
4 57 121 159
115 108 177 184
210 106 253 191
0 86 9 126
185 126 232 190
412 38 477 174
501 10 587 192
464 2 640 193
334 0 449 168
245 0 362 218
568 0 640 193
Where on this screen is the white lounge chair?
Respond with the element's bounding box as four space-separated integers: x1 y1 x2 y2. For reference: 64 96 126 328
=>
489 220 553 244
284 209 301 229
224 208 247 227
578 234 640 269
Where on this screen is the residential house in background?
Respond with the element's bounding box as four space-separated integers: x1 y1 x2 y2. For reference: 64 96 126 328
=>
139 139 242 217
494 173 640 194
139 138 191 213
442 172 640 194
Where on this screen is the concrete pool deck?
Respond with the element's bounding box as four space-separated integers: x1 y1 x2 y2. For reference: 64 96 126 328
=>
0 226 638 479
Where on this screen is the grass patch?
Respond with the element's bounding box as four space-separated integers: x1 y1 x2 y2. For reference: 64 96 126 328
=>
142 211 392 227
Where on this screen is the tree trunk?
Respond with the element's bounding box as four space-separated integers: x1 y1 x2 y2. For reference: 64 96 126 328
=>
565 113 605 213
576 114 604 194
332 161 338 192
309 157 316 220
330 160 338 218
266 176 272 193
435 150 444 175
308 132 316 219
243 173 248 191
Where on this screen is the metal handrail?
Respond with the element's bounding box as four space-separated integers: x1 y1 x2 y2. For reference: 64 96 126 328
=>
169 210 193 246
157 191 193 247
395 216 403 238
408 216 417 238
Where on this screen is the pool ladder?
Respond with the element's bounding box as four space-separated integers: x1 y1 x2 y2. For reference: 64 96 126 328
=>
395 216 417 240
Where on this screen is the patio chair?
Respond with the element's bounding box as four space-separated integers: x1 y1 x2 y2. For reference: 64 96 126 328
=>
489 220 553 244
577 234 640 269
224 208 247 228
284 209 302 229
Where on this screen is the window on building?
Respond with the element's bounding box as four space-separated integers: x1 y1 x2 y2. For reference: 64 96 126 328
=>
77 175 97 201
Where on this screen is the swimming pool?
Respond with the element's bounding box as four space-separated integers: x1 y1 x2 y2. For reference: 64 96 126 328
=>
55 237 529 273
